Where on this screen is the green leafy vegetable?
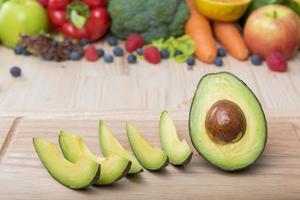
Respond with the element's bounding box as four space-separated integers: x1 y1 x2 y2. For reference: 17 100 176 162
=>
152 35 195 63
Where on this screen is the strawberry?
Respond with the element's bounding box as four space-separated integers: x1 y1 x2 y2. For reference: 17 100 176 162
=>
143 46 161 64
266 51 288 72
85 45 99 62
125 33 144 53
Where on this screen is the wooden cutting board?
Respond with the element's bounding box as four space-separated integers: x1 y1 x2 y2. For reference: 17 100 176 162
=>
0 118 300 199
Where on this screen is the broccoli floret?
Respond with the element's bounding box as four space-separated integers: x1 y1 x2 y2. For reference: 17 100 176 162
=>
108 0 190 43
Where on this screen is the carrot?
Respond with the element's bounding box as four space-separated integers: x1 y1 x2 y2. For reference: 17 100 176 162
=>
185 1 217 63
185 0 197 11
213 21 249 61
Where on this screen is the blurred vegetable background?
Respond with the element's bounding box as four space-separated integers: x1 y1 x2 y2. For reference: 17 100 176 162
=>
0 0 299 73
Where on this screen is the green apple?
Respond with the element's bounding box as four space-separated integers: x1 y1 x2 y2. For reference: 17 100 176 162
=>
0 0 49 48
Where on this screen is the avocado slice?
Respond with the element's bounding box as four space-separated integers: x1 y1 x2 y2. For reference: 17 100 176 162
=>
58 131 132 185
160 111 193 166
33 138 100 189
126 123 169 171
99 121 143 175
189 72 267 171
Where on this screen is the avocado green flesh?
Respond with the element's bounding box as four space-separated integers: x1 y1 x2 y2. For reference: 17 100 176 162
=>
59 131 131 185
99 121 143 174
33 138 100 189
160 112 193 166
189 72 267 171
127 123 169 171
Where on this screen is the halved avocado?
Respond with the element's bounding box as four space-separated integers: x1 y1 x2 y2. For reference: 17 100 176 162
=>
33 138 100 189
58 131 131 185
99 121 143 175
189 72 267 171
160 111 193 166
126 123 169 171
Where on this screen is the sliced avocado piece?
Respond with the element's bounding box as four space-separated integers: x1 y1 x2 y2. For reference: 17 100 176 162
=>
33 138 100 189
126 123 169 171
160 111 193 166
58 131 131 185
189 72 267 171
99 121 143 174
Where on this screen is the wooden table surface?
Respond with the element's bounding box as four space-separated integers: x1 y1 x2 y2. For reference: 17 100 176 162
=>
0 46 299 199
0 117 300 200
0 47 299 119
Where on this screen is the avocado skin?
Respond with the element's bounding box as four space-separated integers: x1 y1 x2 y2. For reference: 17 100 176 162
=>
159 158 170 171
126 167 144 176
171 152 193 167
88 167 101 188
33 138 101 190
188 72 268 171
116 161 132 181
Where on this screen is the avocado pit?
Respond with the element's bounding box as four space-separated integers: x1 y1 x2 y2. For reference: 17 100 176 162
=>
205 100 246 144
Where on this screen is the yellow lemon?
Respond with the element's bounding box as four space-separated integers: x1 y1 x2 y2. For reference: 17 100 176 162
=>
194 0 251 22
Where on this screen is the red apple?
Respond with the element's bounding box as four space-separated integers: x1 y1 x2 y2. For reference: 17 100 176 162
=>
244 5 300 59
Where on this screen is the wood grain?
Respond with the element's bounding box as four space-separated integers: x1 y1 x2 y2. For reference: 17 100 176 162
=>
0 47 299 118
0 118 300 200
0 117 18 161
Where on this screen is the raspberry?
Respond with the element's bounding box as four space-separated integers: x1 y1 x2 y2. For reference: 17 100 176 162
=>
85 45 99 62
266 51 288 72
143 46 161 64
125 33 144 53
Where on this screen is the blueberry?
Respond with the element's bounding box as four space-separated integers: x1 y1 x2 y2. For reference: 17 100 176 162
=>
127 54 137 64
217 47 226 57
79 38 90 46
113 47 124 57
214 57 223 67
106 36 118 46
160 49 169 59
186 56 195 66
136 48 143 55
10 66 21 77
42 53 53 61
174 50 182 57
104 54 114 63
97 49 105 57
251 54 263 66
14 45 26 55
69 51 82 61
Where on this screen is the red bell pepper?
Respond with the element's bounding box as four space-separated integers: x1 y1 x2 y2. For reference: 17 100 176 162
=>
48 0 110 41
